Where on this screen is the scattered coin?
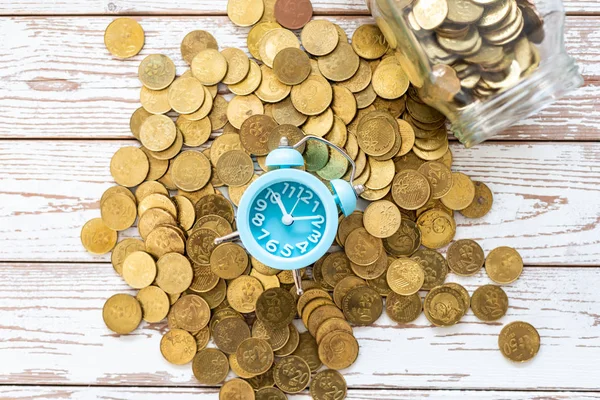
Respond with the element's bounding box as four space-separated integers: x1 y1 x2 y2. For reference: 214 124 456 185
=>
160 329 197 365
104 18 145 59
486 246 524 284
102 293 142 334
471 284 509 321
498 321 540 362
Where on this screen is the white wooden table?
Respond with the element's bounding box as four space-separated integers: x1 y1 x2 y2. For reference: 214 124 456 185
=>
1 1 599 399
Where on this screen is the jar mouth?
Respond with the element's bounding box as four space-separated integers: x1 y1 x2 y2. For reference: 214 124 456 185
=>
452 53 583 147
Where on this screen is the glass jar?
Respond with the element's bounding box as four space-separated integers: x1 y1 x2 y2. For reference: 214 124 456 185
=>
367 0 583 147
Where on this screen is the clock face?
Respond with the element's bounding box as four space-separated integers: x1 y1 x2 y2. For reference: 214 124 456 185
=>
248 181 327 260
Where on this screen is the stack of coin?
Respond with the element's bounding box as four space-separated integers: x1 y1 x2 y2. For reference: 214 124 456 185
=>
387 0 544 103
87 2 541 398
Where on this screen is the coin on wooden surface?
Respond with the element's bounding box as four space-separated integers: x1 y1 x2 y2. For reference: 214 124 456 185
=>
498 321 540 362
293 332 322 372
136 286 170 323
274 0 313 29
170 294 211 332
160 328 197 365
236 337 274 375
81 218 118 255
416 209 456 249
363 200 401 238
386 292 422 324
424 285 465 326
213 316 251 354
291 74 333 116
227 0 264 26
447 239 485 276
191 49 228 85
256 287 296 330
411 248 448 290
471 284 508 321
460 181 493 218
342 286 383 326
155 253 193 294
273 47 311 86
256 387 286 400
193 348 230 384
104 18 145 58
344 228 382 266
310 369 347 400
110 146 149 187
318 331 359 370
273 355 311 393
440 172 476 210
392 169 431 210
181 30 218 65
387 258 424 296
258 28 300 68
301 19 339 56
102 293 142 334
122 251 156 289
485 246 524 284
138 54 176 90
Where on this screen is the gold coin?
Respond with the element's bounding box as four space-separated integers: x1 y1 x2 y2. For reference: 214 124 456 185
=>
136 285 170 323
147 129 183 161
155 253 193 294
213 316 251 354
373 96 406 118
372 62 409 100
209 95 230 130
227 0 265 26
318 331 359 370
318 42 360 82
171 150 212 192
383 219 421 257
311 369 347 400
102 293 142 334
256 287 296 330
258 28 300 68
273 355 311 393
424 285 465 326
111 238 145 276
274 324 300 356
101 185 136 205
418 161 453 199
301 19 339 56
195 194 235 224
248 368 276 391
236 338 274 375
320 251 353 289
396 119 415 157
357 111 397 156
351 251 388 280
146 225 186 259
230 59 263 96
307 305 346 337
292 332 322 372
228 275 264 313
363 200 401 239
333 276 366 308
210 133 243 166
194 326 211 350
391 169 431 210
291 74 333 116
189 263 220 294
272 48 311 87
227 94 265 129
365 158 395 190
100 193 137 231
171 294 211 332
302 298 335 328
81 217 118 255
471 284 508 321
440 172 476 210
413 0 449 30
443 283 470 312
229 354 256 379
134 180 168 203
210 242 249 279
122 251 157 289
386 292 422 324
272 97 308 127
498 321 540 362
417 209 456 248
186 227 218 265
460 181 493 218
485 246 524 284
140 115 176 152
181 30 218 65
411 249 447 292
191 49 228 86
331 85 357 125
240 114 278 156
178 184 215 205
337 211 364 247
221 47 251 85
342 286 383 326
340 59 372 94
248 22 282 60
138 54 176 90
104 18 144 59
252 319 290 351
303 108 335 137
137 193 177 219
256 387 286 400
137 208 176 240
315 318 353 345
198 278 227 309
216 150 254 187
193 348 230 384
387 258 424 295
256 65 291 103
297 288 332 316
352 24 389 60
447 239 485 276
355 84 378 109
173 195 196 231
110 146 149 187
168 76 205 115
345 228 382 266
220 378 255 400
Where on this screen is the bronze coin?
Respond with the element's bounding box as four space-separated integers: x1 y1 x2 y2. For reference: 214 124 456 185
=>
274 0 313 30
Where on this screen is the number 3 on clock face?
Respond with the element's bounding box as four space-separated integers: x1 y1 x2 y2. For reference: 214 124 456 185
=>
236 170 339 271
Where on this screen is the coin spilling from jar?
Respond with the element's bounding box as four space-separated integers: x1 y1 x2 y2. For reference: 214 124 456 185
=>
87 1 541 398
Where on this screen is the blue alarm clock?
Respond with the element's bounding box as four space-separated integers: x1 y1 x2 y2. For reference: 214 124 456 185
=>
214 135 364 294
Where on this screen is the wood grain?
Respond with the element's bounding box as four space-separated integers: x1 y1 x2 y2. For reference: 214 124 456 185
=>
0 0 597 15
2 140 599 265
0 16 597 140
3 387 600 400
1 262 599 390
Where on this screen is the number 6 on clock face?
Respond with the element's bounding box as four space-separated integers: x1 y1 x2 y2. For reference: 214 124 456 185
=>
236 169 339 271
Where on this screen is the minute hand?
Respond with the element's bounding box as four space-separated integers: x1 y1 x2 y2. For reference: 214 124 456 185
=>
290 215 323 222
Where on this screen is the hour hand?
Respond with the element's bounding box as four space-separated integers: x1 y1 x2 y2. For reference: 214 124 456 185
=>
271 193 289 216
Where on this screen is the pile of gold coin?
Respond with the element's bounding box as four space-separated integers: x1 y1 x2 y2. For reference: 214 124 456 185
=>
84 1 542 398
379 0 544 103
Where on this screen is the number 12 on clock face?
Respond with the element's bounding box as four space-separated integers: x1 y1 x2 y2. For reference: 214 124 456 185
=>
248 181 327 259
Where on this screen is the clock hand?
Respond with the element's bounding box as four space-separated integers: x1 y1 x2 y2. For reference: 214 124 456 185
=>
289 196 302 216
290 215 323 221
271 192 289 216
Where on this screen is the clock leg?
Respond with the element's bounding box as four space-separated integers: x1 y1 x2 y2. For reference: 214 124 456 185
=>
213 231 240 245
292 269 304 296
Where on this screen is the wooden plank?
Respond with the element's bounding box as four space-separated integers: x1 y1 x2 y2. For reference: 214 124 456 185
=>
3 386 600 400
0 16 597 141
1 262 599 390
0 0 597 15
1 140 599 265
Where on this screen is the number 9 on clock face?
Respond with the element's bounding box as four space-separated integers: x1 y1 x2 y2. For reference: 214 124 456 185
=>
236 170 339 271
